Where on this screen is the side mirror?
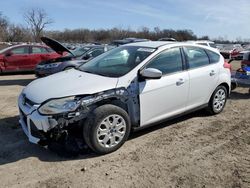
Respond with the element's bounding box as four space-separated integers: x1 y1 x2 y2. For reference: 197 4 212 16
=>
5 52 13 57
140 68 162 79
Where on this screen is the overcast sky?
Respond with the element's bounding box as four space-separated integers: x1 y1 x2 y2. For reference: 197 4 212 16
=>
1 0 250 40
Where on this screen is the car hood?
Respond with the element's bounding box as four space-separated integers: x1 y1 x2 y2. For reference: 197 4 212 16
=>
41 37 75 56
23 69 118 103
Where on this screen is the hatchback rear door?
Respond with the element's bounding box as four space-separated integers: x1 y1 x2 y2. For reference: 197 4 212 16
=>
183 46 220 110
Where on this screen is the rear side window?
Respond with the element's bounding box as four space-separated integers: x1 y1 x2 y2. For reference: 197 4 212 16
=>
10 47 29 55
206 50 220 63
32 47 48 54
90 48 104 57
145 47 183 75
184 47 209 69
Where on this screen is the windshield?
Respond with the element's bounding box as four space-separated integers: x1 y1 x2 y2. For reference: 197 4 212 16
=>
79 46 155 77
72 47 90 57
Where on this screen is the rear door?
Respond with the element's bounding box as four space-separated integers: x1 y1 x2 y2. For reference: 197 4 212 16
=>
139 47 189 126
4 46 30 71
30 46 51 69
183 46 220 110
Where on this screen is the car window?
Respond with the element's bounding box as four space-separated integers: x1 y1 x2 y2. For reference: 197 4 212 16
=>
79 46 155 77
145 48 183 75
32 47 48 54
46 48 55 53
10 47 29 55
184 47 210 69
206 50 220 63
90 48 104 57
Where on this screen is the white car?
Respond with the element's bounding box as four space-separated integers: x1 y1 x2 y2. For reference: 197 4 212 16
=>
18 42 231 154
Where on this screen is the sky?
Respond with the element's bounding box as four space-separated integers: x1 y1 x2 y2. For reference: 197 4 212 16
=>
1 0 250 40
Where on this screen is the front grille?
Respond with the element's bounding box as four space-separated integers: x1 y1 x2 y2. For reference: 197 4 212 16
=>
22 95 36 107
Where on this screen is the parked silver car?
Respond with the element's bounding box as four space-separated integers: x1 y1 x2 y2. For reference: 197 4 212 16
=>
18 41 231 155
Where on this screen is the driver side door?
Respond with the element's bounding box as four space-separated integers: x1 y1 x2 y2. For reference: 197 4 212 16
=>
139 47 189 126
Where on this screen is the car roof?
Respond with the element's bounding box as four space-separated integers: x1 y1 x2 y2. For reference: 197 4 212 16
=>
124 41 220 53
187 40 215 44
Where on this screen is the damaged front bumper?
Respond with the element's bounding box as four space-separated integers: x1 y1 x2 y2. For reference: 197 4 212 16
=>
18 94 58 145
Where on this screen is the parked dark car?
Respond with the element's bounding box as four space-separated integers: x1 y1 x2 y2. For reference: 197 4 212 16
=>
0 44 61 73
35 37 114 77
111 38 150 46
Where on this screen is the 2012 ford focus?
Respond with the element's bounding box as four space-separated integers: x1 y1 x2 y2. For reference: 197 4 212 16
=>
18 41 231 154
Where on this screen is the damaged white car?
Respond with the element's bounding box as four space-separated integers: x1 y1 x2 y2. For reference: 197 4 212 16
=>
18 41 231 155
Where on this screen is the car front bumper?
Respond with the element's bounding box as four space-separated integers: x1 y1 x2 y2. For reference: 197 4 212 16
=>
18 94 58 145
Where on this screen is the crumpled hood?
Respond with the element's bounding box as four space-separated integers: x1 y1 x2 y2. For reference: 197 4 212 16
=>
23 69 118 103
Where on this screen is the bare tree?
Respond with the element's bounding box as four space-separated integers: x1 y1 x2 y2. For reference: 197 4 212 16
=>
0 12 9 41
24 8 53 42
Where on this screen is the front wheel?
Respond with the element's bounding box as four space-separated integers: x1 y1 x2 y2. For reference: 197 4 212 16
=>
83 104 131 154
207 85 228 115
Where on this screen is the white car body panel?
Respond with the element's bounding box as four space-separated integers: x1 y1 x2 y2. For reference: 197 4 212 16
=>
139 71 189 126
23 69 118 103
186 63 220 109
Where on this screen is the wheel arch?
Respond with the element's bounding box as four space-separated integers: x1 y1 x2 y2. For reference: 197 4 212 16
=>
218 82 230 97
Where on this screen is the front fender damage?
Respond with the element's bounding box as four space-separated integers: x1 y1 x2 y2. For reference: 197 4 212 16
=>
39 81 140 156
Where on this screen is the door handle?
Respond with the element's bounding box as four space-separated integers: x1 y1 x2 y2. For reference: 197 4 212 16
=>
210 70 216 76
176 78 185 86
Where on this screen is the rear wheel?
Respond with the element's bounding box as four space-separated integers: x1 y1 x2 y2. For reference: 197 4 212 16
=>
83 104 131 154
207 85 227 114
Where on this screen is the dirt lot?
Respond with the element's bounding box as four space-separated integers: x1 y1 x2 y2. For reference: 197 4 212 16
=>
0 61 250 188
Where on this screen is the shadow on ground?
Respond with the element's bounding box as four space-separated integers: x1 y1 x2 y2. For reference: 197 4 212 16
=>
0 110 208 166
230 90 250 100
0 78 34 86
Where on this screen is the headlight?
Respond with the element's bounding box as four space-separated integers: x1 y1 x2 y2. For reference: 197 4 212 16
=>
38 96 81 115
43 63 61 69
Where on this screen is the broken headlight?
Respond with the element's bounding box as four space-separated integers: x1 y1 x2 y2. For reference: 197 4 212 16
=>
38 96 81 115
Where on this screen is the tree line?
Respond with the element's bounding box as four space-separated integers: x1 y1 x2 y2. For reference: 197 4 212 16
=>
0 9 248 44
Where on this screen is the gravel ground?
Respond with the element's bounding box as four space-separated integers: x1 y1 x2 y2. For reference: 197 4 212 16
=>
0 61 249 188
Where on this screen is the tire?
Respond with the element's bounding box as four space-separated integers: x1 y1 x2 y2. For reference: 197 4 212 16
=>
207 85 228 115
83 104 131 154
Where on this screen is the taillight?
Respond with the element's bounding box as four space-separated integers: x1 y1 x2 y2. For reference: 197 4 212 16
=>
224 60 232 72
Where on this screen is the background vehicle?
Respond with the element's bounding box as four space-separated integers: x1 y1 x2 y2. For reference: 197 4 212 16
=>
0 44 60 73
35 37 115 77
187 40 217 48
18 42 231 155
241 51 250 68
158 38 176 41
111 38 150 46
